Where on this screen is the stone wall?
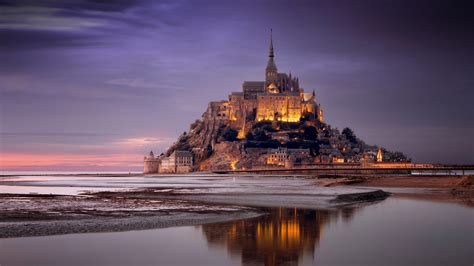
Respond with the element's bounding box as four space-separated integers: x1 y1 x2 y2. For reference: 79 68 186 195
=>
143 159 159 174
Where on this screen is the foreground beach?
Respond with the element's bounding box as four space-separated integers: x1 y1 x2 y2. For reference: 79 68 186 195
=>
1 173 473 265
0 173 471 238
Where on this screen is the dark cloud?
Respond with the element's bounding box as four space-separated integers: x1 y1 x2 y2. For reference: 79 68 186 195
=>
0 0 144 12
0 29 102 50
0 0 180 50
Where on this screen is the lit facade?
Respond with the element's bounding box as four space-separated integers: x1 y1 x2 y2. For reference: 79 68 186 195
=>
206 30 323 131
377 147 384 163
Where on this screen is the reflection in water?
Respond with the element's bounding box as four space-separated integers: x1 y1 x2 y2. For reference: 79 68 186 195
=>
200 207 358 265
1 199 472 266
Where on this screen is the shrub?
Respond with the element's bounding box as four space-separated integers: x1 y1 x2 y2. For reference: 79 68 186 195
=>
303 126 317 141
300 112 315 122
342 127 357 143
223 127 238 142
246 132 255 141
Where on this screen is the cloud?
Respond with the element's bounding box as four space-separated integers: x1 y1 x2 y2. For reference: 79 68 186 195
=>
0 132 119 137
114 137 174 147
0 0 183 50
0 6 105 31
0 152 144 171
106 78 158 89
0 134 175 170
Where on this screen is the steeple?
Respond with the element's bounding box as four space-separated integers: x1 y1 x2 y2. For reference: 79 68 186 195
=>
265 29 278 84
269 29 274 58
266 29 277 71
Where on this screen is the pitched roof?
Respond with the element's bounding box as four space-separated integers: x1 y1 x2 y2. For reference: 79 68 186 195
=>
172 150 193 157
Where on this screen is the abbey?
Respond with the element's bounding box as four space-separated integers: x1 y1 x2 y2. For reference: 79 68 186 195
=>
214 30 323 133
143 31 408 174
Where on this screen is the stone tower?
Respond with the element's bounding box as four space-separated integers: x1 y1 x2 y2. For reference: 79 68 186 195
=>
143 151 159 174
265 29 278 90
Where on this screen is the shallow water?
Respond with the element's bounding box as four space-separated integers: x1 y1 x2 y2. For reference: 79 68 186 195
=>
0 174 373 197
1 198 472 266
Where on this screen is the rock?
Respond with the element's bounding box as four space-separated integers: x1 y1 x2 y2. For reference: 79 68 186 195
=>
331 190 391 203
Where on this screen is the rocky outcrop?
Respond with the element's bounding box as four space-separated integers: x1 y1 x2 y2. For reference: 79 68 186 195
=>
199 142 241 171
164 108 228 169
331 190 391 204
163 101 408 171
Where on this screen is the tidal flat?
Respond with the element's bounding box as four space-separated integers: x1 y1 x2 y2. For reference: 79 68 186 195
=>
0 174 390 238
0 173 473 265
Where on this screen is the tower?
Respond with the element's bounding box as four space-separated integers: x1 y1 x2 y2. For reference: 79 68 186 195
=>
143 150 159 174
265 29 278 90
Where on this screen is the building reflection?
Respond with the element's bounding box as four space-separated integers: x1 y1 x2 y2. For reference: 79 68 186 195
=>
200 207 359 266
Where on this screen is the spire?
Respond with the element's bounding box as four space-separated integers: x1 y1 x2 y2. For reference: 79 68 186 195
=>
266 29 277 71
269 28 274 58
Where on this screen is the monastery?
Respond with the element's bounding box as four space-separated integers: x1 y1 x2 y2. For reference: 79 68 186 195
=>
211 30 323 135
144 31 325 173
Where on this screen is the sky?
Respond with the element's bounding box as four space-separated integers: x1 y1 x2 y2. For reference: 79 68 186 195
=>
1 0 473 171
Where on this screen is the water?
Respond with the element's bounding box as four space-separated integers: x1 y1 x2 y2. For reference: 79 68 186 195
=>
412 170 474 176
1 198 472 266
0 174 374 199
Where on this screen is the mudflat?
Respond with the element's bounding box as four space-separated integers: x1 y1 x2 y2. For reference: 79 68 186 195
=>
0 174 389 238
319 174 474 206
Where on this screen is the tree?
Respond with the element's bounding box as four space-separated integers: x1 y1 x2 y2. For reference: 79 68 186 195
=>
223 127 238 142
342 127 357 143
300 112 315 122
254 129 269 141
205 144 213 158
263 124 276 132
303 126 317 141
246 132 255 141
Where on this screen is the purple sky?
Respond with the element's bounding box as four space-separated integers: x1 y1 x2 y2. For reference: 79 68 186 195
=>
1 0 473 170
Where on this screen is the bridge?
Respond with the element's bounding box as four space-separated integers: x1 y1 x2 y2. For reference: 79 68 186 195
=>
212 164 474 176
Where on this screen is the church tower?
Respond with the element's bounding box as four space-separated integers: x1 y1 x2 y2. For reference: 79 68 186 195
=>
265 29 278 92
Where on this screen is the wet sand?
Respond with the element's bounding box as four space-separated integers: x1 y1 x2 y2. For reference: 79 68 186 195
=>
320 174 474 206
0 192 261 238
0 174 389 238
0 174 471 238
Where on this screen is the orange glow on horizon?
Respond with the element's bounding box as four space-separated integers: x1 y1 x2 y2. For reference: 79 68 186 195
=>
0 152 143 171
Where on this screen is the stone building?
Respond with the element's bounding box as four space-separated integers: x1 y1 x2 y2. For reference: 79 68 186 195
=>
266 147 310 167
256 92 302 122
266 147 289 166
205 30 324 132
143 151 159 174
206 101 229 122
159 150 193 173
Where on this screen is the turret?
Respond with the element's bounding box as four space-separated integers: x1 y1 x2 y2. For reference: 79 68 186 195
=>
143 150 159 174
